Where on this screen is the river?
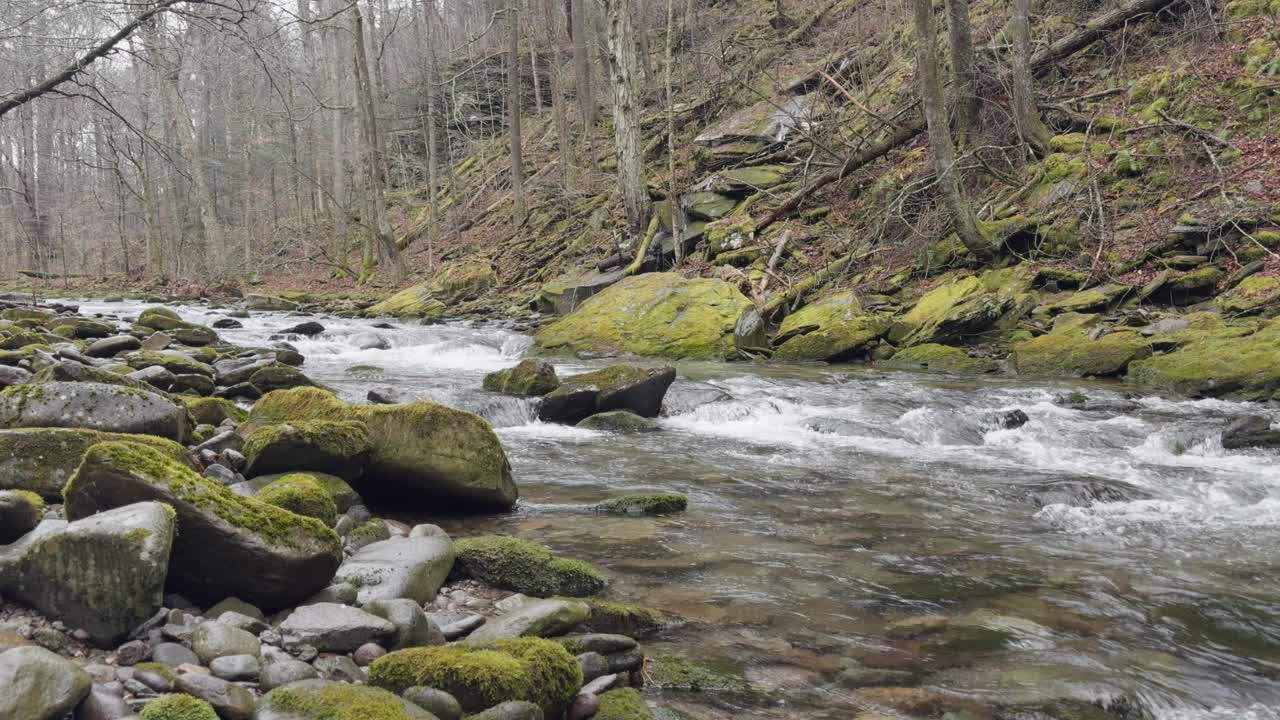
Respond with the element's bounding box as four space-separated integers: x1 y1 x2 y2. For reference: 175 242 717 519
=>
76 299 1280 720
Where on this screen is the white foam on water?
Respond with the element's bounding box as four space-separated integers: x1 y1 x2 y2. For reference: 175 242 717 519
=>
1157 704 1280 720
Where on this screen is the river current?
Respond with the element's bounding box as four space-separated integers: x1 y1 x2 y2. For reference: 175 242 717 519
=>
75 299 1280 719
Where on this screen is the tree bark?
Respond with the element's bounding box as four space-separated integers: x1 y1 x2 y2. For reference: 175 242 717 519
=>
912 0 992 261
543 0 574 196
353 5 404 277
664 0 683 263
1010 0 1050 155
600 0 649 235
571 0 596 139
508 6 527 227
943 0 979 145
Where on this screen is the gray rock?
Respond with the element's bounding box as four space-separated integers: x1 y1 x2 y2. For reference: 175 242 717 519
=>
151 642 198 667
0 489 41 543
367 387 407 405
73 684 131 720
140 331 171 351
114 640 150 666
312 654 364 683
203 463 237 484
332 535 456 606
364 598 444 649
194 429 244 455
286 321 325 337
214 358 275 386
605 647 643 673
205 596 266 622
0 365 33 387
303 582 359 606
174 672 254 720
352 332 391 350
209 654 260 681
1222 415 1280 450
353 642 387 666
258 657 319 691
0 646 92 720
0 382 190 441
576 410 659 433
0 502 175 645
578 652 609 682
215 612 267 635
580 673 621 696
127 365 176 391
560 634 636 654
467 701 543 720
465 599 591 644
278 603 395 652
538 366 676 425
434 613 485 641
192 622 261 663
408 524 447 539
403 686 463 720
566 693 599 720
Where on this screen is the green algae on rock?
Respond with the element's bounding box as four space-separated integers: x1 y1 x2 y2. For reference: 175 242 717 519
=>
247 387 516 508
243 419 371 480
64 441 341 608
0 426 194 499
454 535 607 597
596 688 655 720
140 694 220 720
773 290 891 361
596 492 687 515
257 679 435 720
1013 330 1152 378
1126 316 1280 399
255 473 339 526
1219 275 1280 314
535 272 752 360
483 359 560 396
368 637 582 715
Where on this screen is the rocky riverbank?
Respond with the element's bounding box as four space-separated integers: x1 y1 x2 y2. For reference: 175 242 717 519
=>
0 299 688 720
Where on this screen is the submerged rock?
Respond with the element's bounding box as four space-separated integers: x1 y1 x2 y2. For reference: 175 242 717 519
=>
538 366 676 425
0 382 191 442
595 492 687 515
64 441 342 609
0 501 175 645
248 387 516 508
535 273 753 360
1221 415 1280 450
576 410 660 433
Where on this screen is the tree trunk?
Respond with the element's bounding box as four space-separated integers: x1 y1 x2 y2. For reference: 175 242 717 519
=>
543 0 573 196
571 0 595 139
352 5 404 278
912 0 992 261
1010 0 1050 155
417 0 442 267
665 0 683 263
600 0 649 235
943 0 979 145
508 6 527 227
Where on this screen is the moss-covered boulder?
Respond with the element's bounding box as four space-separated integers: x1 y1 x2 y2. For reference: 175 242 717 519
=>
0 382 192 442
453 535 606 597
596 689 654 720
537 269 625 315
535 273 753 360
182 397 248 426
249 365 316 394
1220 275 1280 314
0 501 175 645
538 366 676 425
48 317 114 340
0 647 92 720
256 679 435 720
0 427 191 500
255 473 338 526
248 388 516 508
367 262 496 317
596 492 687 515
34 359 158 392
140 694 220 720
1038 283 1132 314
368 637 583 716
64 442 342 609
880 344 995 374
1127 316 1280 399
1013 329 1152 377
484 360 560 397
243 420 370 480
252 471 361 513
465 598 591 644
576 410 660 433
124 351 215 377
0 489 42 543
774 291 892 361
573 598 671 637
136 307 184 331
888 269 1035 347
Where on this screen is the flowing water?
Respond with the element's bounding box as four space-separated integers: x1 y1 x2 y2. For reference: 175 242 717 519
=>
76 300 1280 719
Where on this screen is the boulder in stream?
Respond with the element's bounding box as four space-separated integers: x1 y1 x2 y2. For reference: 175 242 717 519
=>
538 365 676 425
0 427 193 500
484 359 560 396
1221 415 1280 450
0 382 192 442
243 420 371 480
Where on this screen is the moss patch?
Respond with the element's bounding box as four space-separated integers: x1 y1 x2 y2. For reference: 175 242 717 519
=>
1013 331 1152 377
182 397 248 426
596 688 654 720
256 473 338 526
596 492 687 515
880 344 993 374
454 535 607 597
140 694 219 720
572 598 671 637
243 420 371 480
1127 317 1280 399
774 291 892 361
262 681 421 720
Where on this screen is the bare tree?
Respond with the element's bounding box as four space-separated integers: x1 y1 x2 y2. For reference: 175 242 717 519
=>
571 0 595 139
943 0 979 145
1010 0 1049 155
508 5 527 226
664 0 682 263
912 0 992 261
600 0 648 235
353 4 404 278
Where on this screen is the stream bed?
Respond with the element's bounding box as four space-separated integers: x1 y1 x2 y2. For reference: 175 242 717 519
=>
77 299 1280 720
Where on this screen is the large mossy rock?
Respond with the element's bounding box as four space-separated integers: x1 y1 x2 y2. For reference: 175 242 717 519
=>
453 536 606 597
773 291 891 361
0 382 192 442
333 535 456 605
255 473 338 526
367 262 496 318
0 502 175 645
1126 314 1280 399
535 273 753 360
1012 313 1152 377
1219 275 1280 314
243 420 371 480
64 442 342 609
256 679 436 720
368 637 583 716
888 268 1036 347
483 359 560 397
537 269 625 315
0 428 192 500
0 646 92 720
248 388 516 508
880 344 995 374
538 365 676 424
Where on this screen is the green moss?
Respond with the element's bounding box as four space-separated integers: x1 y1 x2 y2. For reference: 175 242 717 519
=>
1013 331 1151 377
369 638 581 715
123 528 152 543
570 598 670 637
182 397 248 426
596 689 654 720
256 473 338 526
648 653 750 694
136 307 183 331
703 216 755 257
348 518 391 544
1127 317 1280 399
367 262 496 317
0 427 190 500
64 441 338 549
880 343 992 373
243 420 370 479
1220 275 1280 314
124 351 213 377
1225 0 1280 15
535 273 752 360
775 291 892 361
0 329 46 350
263 681 418 720
483 359 560 396
596 492 687 515
134 662 178 684
454 535 607 597
140 694 219 720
